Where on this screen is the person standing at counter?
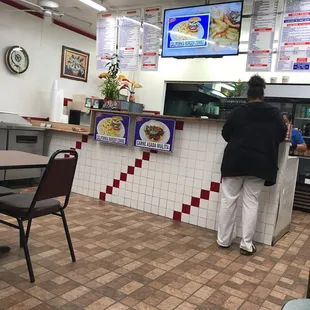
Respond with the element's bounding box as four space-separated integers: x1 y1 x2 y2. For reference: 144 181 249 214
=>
217 75 287 255
282 113 307 153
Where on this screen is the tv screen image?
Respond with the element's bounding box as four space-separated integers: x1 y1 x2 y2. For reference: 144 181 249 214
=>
162 1 243 58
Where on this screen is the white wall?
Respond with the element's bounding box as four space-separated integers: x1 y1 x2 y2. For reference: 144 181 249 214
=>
0 2 98 117
2 0 310 117
126 0 310 112
134 54 310 113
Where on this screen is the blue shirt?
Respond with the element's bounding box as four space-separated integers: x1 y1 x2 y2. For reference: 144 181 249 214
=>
292 128 305 145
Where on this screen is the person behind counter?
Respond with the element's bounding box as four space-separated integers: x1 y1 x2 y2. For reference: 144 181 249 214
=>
282 113 307 153
217 75 287 256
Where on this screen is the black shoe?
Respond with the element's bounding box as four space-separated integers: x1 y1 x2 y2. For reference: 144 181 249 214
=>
217 241 231 249
0 246 11 254
240 244 256 256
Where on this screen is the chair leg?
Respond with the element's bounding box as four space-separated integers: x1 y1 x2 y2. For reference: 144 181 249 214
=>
20 219 32 248
19 219 32 248
26 219 32 243
307 270 310 298
17 219 35 283
19 229 24 248
60 210 76 262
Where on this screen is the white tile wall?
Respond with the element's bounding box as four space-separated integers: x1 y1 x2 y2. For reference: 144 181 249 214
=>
46 121 291 246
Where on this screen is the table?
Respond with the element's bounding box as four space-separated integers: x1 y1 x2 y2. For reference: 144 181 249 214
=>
0 151 48 170
0 151 48 254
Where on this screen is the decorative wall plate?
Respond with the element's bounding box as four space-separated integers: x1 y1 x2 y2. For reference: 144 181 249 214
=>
5 46 29 74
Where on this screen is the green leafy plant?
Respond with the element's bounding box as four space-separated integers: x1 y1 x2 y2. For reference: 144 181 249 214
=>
99 54 121 101
229 80 247 97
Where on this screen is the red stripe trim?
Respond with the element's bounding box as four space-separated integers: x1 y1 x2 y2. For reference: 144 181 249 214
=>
53 19 96 41
22 116 48 121
143 110 160 115
64 98 72 107
2 0 96 41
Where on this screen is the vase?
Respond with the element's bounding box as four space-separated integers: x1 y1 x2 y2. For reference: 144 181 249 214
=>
129 92 135 103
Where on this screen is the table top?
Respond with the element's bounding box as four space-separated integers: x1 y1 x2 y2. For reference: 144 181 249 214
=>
0 151 49 170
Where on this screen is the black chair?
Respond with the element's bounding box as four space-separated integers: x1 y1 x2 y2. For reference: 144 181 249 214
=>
0 150 78 283
308 270 310 299
0 186 16 197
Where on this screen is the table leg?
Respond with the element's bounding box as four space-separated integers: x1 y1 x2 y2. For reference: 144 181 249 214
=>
0 246 11 254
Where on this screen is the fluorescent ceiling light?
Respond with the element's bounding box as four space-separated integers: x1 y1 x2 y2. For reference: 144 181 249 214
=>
79 0 106 11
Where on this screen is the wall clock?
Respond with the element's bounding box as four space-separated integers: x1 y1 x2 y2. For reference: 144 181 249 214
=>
5 46 29 74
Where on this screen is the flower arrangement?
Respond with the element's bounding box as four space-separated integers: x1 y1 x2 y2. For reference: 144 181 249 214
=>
119 79 142 93
98 54 142 104
119 78 142 103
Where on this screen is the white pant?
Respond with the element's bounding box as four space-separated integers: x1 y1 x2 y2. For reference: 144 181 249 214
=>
217 177 264 252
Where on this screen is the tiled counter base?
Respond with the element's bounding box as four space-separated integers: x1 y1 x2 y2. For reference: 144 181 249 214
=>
45 120 295 246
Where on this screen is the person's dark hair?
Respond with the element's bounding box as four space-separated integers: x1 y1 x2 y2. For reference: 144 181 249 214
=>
282 112 293 122
247 74 266 100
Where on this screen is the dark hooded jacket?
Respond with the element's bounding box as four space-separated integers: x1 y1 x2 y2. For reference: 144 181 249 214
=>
221 102 287 185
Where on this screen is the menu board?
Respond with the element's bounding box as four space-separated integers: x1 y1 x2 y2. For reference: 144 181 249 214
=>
94 113 130 146
142 7 162 71
276 0 310 71
246 0 279 71
119 9 142 71
96 12 117 71
134 117 176 152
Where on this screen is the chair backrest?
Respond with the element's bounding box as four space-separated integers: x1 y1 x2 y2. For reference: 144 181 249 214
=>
29 150 78 212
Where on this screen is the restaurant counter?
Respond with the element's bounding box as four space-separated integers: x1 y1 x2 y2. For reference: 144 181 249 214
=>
43 113 298 246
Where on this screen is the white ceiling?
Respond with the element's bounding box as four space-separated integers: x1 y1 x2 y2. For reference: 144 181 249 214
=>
6 0 257 36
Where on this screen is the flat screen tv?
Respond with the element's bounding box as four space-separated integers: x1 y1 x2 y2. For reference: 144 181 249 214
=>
162 1 243 58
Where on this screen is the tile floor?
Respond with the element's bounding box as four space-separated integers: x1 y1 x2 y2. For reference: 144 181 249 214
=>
0 193 309 310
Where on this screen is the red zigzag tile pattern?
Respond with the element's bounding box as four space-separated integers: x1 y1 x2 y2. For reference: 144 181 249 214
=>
67 122 221 222
64 135 88 158
99 151 155 201
173 182 220 222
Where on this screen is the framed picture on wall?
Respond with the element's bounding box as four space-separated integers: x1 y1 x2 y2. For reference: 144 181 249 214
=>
60 46 89 83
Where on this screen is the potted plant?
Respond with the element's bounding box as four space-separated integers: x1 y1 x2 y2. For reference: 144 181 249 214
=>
98 55 143 109
228 80 247 97
98 54 121 109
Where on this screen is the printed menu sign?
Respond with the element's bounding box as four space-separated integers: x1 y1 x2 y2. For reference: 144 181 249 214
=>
246 0 279 71
134 117 176 152
142 7 162 71
119 9 141 71
94 113 130 146
276 0 310 71
96 12 117 71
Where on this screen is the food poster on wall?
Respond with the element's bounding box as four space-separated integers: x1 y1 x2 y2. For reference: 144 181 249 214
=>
276 0 310 71
167 14 211 49
142 7 162 71
246 0 279 71
119 9 142 71
96 12 117 71
134 117 176 152
94 113 130 146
